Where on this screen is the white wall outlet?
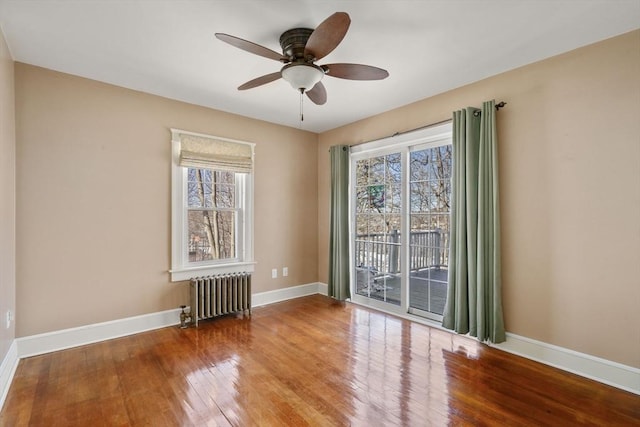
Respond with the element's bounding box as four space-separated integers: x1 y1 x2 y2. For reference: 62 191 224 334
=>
271 268 278 279
282 267 288 277
5 310 11 329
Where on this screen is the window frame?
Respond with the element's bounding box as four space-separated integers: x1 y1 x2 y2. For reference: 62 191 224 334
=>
170 130 255 282
185 168 242 265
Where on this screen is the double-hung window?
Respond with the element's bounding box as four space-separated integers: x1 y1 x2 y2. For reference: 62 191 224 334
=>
170 129 255 281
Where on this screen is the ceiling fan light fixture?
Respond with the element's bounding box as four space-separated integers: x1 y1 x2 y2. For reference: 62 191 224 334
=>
281 63 324 92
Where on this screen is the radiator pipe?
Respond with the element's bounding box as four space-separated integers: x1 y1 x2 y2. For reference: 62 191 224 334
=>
179 305 192 328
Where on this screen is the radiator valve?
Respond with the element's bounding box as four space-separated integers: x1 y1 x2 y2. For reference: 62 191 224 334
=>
179 305 192 328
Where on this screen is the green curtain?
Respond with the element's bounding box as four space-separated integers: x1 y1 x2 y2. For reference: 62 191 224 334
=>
443 100 506 343
328 145 351 300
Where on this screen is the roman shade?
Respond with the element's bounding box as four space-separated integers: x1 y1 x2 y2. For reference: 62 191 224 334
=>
171 129 254 173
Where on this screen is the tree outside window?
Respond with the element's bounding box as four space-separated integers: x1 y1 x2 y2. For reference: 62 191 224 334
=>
187 168 238 262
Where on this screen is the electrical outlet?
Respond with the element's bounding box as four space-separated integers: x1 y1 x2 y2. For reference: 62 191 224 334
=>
271 268 278 279
282 267 288 277
5 310 11 329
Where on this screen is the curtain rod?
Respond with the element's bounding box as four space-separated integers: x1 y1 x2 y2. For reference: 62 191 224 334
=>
388 118 452 139
350 101 507 147
473 101 507 117
329 101 508 150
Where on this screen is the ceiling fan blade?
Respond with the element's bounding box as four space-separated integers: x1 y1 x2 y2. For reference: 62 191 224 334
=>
238 72 282 90
306 82 327 105
304 12 350 61
215 33 286 62
322 63 389 80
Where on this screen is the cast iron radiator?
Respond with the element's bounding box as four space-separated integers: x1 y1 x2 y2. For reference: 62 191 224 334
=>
190 273 251 326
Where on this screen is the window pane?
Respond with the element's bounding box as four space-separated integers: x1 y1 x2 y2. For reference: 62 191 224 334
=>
410 182 431 213
187 169 211 208
203 182 213 208
410 214 430 231
409 273 447 315
367 184 385 212
368 156 385 184
363 225 386 275
359 271 401 306
214 184 235 208
379 274 401 306
386 185 401 213
431 179 450 212
355 213 369 236
436 145 452 179
356 188 371 213
433 214 450 231
356 263 375 297
381 242 401 275
386 214 401 234
188 210 236 261
188 169 205 208
354 240 370 270
187 181 202 208
356 159 369 186
215 170 235 184
368 213 386 235
188 168 237 209
410 150 430 181
386 153 401 184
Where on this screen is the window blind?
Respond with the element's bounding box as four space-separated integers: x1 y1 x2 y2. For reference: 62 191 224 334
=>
172 129 254 173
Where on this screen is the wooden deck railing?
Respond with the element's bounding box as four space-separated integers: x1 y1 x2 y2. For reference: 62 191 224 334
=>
354 230 448 274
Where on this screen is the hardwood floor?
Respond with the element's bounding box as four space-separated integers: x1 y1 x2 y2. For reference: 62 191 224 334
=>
1 295 638 426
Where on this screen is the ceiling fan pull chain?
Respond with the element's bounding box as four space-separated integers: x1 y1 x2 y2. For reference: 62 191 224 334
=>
299 89 304 122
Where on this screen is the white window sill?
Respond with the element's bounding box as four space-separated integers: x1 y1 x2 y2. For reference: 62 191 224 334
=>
170 261 256 282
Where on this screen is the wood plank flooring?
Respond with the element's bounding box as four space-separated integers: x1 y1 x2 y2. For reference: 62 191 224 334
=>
1 295 638 426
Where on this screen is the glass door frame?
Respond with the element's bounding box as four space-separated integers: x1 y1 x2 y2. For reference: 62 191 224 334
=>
349 122 452 319
406 140 452 322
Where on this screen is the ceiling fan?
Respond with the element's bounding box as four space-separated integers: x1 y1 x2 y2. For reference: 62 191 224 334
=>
214 12 389 108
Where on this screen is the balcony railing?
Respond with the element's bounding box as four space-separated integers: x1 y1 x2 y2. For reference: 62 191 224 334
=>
354 229 449 275
354 229 450 314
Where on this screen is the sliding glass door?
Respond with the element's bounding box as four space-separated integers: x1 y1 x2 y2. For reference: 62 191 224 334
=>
408 145 451 318
353 152 402 306
350 123 452 320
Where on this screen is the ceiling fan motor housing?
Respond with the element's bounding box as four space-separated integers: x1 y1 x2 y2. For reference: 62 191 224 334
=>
279 28 314 61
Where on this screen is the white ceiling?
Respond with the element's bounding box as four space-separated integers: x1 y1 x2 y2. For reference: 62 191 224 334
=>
0 1 638 133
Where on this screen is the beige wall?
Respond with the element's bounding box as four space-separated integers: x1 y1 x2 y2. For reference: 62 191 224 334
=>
15 63 317 337
0 27 16 362
318 30 640 367
11 28 640 369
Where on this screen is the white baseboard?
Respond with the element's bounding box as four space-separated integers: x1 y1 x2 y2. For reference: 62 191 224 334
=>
252 282 326 307
0 340 19 411
15 282 327 359
317 282 328 295
491 333 640 395
17 308 182 359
